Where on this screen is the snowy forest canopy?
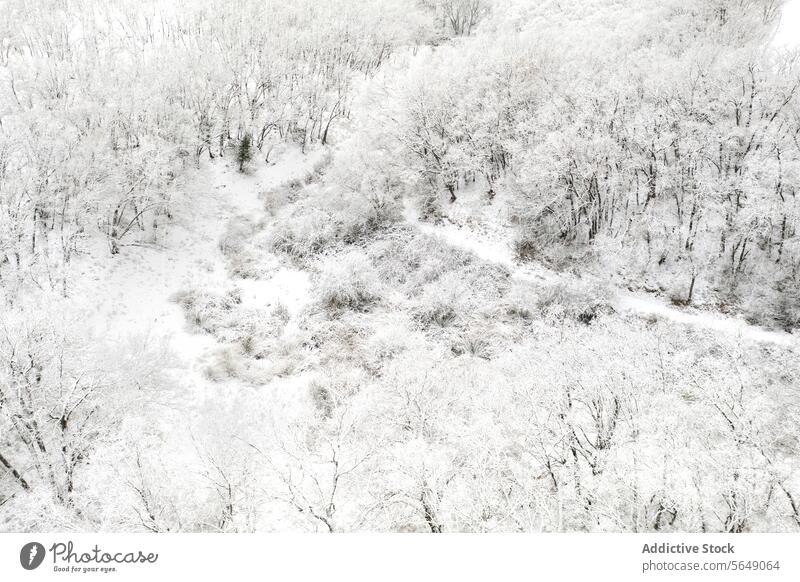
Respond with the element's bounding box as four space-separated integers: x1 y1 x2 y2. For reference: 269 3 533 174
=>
1 0 800 533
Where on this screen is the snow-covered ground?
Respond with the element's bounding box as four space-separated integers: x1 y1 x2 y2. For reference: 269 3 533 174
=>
56 146 323 408
4 0 799 538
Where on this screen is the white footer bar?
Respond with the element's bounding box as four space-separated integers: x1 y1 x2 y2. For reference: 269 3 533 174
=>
1 533 798 581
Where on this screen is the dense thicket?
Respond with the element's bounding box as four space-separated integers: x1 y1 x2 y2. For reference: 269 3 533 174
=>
392 0 800 328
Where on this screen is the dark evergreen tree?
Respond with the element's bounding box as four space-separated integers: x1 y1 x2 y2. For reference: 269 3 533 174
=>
237 134 253 172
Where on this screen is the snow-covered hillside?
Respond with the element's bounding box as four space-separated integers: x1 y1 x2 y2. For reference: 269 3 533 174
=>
1 0 799 535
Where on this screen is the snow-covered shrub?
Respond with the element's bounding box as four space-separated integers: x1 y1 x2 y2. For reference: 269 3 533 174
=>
308 376 361 419
270 201 333 260
512 235 538 262
362 320 421 374
225 306 288 358
203 347 242 382
418 189 445 222
451 329 493 359
411 272 469 328
172 287 243 334
268 340 306 377
271 302 292 326
503 281 538 321
743 274 800 331
305 151 333 185
535 281 612 325
310 382 336 418
301 318 376 375
369 229 474 290
316 252 383 314
203 336 303 384
413 298 459 328
371 228 511 304
270 186 400 262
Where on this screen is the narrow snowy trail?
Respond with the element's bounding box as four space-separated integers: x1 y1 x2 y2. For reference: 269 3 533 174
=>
403 201 796 347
